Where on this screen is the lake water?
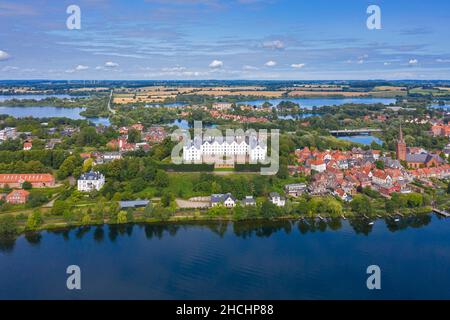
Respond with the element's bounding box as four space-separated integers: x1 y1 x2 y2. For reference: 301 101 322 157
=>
1 215 450 299
0 94 72 102
337 135 383 146
238 98 397 109
429 104 450 110
0 106 110 126
278 113 317 120
170 119 217 129
146 102 186 108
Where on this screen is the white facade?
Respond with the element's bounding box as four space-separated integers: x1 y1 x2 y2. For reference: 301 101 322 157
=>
77 171 105 192
269 193 286 207
183 135 267 163
311 162 326 173
211 193 237 207
0 127 17 141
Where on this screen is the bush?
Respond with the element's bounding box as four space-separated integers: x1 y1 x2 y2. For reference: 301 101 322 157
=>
0 215 18 237
26 210 43 230
22 181 32 190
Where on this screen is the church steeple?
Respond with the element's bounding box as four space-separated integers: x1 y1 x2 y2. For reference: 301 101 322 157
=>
396 123 407 161
399 123 404 142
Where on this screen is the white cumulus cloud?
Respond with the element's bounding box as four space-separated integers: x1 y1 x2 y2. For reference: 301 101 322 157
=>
209 60 223 68
243 65 259 70
0 50 10 61
75 65 89 71
105 61 119 68
291 63 305 69
409 59 418 65
265 60 277 67
262 40 285 50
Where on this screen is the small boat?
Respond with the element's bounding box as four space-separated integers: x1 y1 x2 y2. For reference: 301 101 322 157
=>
368 221 375 226
394 218 400 222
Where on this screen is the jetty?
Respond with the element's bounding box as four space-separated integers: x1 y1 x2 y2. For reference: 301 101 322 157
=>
433 208 450 217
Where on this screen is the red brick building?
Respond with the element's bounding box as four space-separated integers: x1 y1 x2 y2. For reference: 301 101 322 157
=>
396 125 407 161
0 174 55 188
6 189 30 204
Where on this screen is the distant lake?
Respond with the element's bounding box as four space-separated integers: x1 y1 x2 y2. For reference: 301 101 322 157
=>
0 94 72 102
337 135 383 146
238 98 397 109
0 106 110 126
146 102 186 108
278 113 317 120
170 119 217 129
429 104 450 110
2 215 450 299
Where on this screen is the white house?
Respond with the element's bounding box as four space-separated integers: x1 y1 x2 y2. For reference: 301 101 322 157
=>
310 159 326 173
372 171 392 186
211 193 237 208
77 171 105 192
0 127 17 141
241 196 256 206
269 192 286 207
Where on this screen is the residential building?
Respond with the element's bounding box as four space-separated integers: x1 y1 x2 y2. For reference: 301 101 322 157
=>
269 192 286 207
6 189 30 204
284 183 307 197
23 141 32 151
241 196 256 206
310 159 326 173
77 171 105 192
0 127 17 141
211 193 237 207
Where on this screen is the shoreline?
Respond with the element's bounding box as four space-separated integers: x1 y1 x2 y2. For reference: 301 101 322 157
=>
1 206 435 239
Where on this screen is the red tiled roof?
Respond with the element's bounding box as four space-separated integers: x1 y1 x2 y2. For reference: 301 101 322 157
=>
7 189 30 198
0 174 55 184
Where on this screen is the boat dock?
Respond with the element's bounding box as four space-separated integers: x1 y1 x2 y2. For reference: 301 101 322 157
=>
433 208 450 217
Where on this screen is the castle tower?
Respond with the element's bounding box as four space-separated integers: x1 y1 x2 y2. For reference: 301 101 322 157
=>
396 124 407 161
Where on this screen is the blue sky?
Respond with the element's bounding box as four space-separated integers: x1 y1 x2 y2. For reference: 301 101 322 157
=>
1 0 450 80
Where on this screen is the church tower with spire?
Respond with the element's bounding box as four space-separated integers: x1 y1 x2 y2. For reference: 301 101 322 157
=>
396 124 407 161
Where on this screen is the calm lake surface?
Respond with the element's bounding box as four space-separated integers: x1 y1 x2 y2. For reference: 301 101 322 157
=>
0 106 110 126
170 119 217 129
337 135 383 146
1 215 450 300
0 94 72 102
238 98 397 109
429 104 450 110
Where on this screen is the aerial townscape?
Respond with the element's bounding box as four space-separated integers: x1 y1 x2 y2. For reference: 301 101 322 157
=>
2 0 450 302
0 80 449 240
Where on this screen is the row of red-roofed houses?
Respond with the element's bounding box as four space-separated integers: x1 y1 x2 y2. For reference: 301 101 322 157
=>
209 110 269 123
112 123 168 152
409 165 450 180
291 147 414 199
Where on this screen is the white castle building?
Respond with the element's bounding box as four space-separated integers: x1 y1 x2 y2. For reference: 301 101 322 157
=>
77 171 105 192
183 134 267 163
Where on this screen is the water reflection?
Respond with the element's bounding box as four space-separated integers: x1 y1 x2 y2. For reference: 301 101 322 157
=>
0 237 16 253
24 232 42 246
0 214 438 253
